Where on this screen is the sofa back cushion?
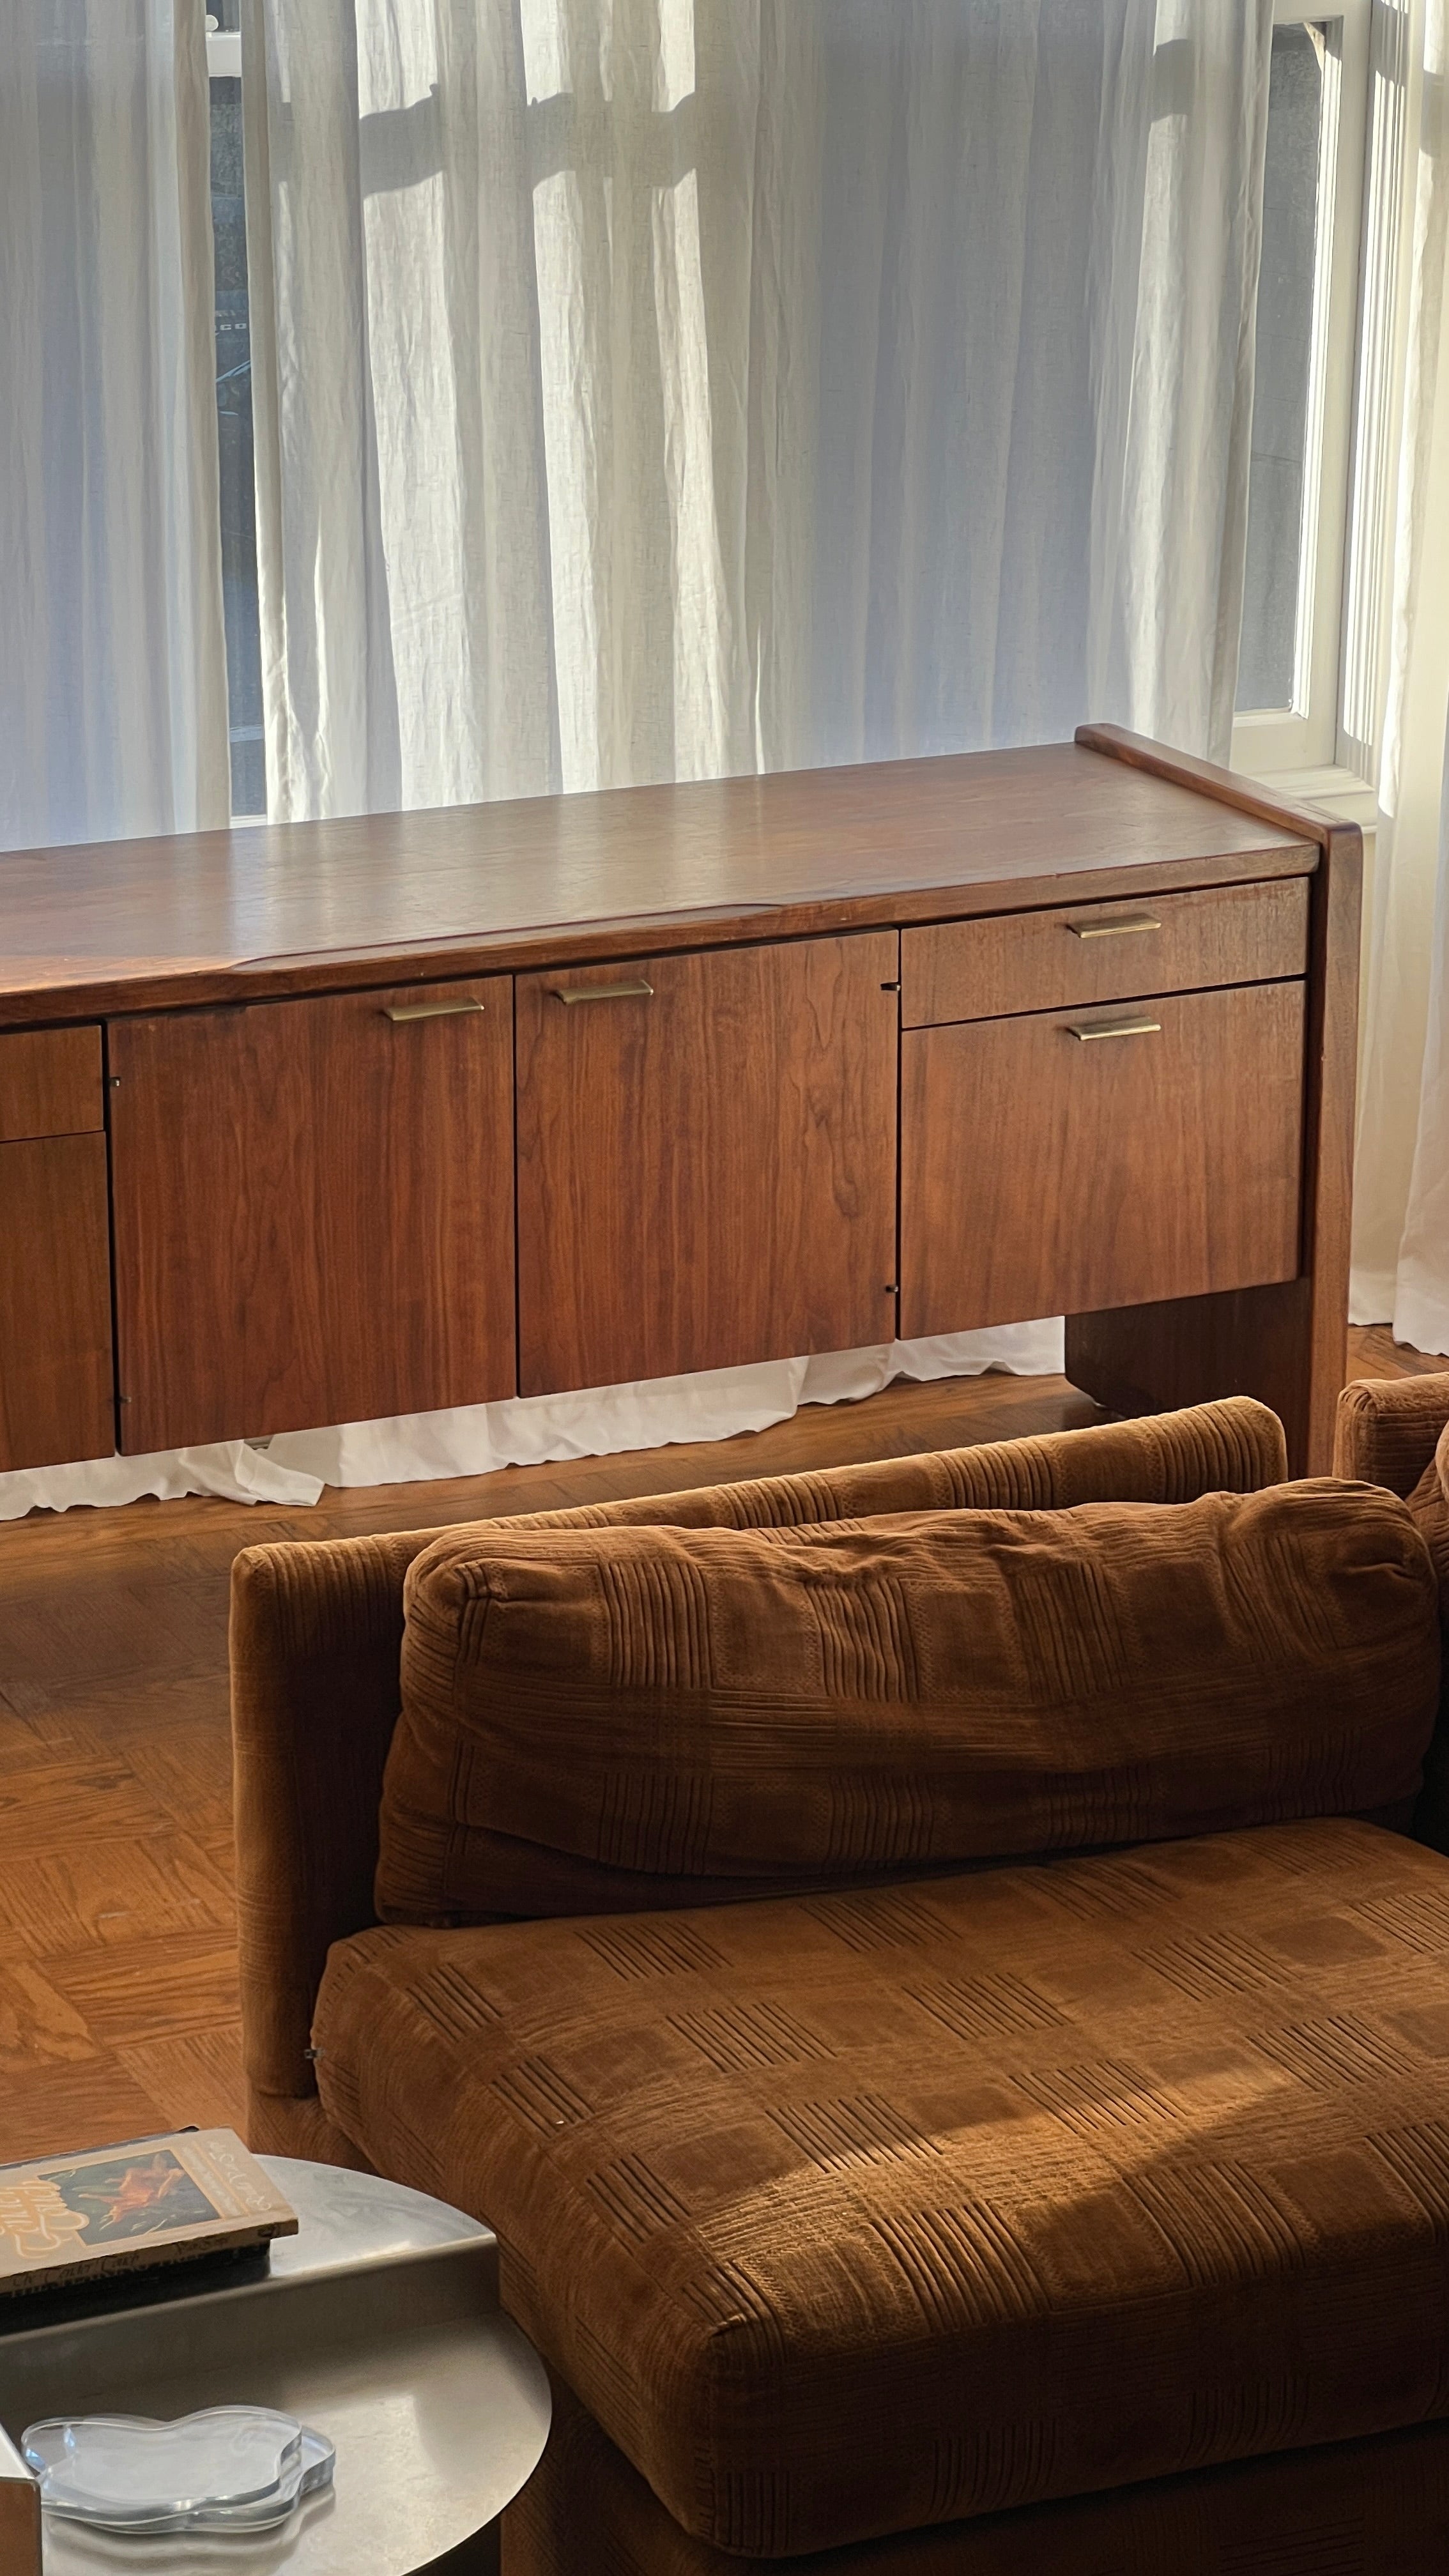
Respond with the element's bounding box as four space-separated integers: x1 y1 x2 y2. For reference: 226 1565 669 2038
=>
375 1480 1440 1924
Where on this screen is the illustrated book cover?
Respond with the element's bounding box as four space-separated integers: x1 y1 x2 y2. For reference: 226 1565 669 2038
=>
0 2129 298 2297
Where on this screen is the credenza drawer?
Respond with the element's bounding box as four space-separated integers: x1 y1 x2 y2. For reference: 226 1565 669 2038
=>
0 1026 103 1141
900 979 1305 1335
901 877 1310 1027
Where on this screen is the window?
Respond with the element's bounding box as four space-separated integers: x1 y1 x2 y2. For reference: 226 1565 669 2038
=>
204 3 1388 818
206 3 265 819
1232 1 1374 798
1238 24 1331 715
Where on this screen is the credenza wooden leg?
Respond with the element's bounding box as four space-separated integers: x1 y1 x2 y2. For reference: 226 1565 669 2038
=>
1064 785 1361 1483
1066 1279 1343 1478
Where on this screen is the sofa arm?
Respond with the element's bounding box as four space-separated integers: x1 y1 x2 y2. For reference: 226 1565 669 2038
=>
231 1528 448 2126
231 1394 1287 2145
1334 1373 1449 1496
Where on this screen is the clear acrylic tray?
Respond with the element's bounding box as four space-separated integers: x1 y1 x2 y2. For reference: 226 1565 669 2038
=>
22 2405 335 2534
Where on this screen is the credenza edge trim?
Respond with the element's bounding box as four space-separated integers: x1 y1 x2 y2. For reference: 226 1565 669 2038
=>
0 844 1319 1032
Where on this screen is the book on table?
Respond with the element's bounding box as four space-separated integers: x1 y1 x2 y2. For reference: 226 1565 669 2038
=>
0 2129 298 2297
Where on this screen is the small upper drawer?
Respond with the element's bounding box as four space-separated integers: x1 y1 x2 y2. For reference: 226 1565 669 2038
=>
901 877 1312 1027
0 1026 103 1141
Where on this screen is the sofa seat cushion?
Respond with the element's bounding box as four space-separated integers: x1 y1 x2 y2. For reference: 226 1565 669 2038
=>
376 1482 1438 1923
314 1818 1449 2557
510 2373 1449 2576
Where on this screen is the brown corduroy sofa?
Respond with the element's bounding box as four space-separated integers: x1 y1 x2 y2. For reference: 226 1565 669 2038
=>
233 1392 1449 2574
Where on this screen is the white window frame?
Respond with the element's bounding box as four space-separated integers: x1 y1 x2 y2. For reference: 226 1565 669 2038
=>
1232 0 1376 816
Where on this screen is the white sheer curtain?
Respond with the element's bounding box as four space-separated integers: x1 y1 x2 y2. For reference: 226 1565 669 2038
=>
0 0 230 852
1350 0 1449 1352
243 0 1272 818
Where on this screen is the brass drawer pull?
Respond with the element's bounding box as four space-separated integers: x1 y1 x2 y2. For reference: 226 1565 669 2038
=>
550 979 655 1005
1068 1016 1162 1043
1066 913 1162 939
383 999 486 1022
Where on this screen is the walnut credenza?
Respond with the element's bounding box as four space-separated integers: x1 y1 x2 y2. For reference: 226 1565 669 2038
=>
0 726 1360 1480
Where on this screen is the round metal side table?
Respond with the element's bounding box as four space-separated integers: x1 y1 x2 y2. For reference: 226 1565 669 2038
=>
0 2156 551 2575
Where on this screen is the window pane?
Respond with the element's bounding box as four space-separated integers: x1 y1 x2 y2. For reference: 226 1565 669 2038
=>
1236 23 1326 716
210 73 266 818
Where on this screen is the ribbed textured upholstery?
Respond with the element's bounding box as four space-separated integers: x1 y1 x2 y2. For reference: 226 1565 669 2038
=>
232 1526 429 2144
1333 1372 1449 1496
378 1483 1436 1924
505 2370 1449 2575
317 1820 1449 2556
233 1398 1286 2135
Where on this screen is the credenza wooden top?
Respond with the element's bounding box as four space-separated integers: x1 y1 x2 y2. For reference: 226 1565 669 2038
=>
0 736 1319 1026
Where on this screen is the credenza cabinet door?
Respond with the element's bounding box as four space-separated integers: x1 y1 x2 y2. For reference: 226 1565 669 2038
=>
901 981 1305 1336
516 934 900 1397
109 980 516 1452
0 1135 114 1471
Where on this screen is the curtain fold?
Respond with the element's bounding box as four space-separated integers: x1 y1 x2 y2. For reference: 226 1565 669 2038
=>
243 0 1273 822
1350 0 1449 1351
0 0 230 851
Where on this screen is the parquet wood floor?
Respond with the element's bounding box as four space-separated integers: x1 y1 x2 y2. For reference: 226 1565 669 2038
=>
0 1331 1439 2164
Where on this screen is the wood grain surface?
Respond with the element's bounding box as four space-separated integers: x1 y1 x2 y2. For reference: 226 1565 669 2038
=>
0 742 1314 1026
901 983 1305 1337
0 1135 115 1473
0 2464 40 2568
901 879 1309 1026
0 1026 102 1141
516 934 900 1396
109 978 517 1452
1073 721 1343 843
0 729 1351 1491
1065 736 1360 1476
